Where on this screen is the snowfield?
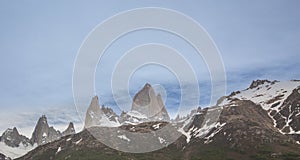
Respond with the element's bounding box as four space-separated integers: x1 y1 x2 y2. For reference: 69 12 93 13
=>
0 142 37 159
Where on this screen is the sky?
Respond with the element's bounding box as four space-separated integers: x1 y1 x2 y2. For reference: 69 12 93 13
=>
1 0 300 135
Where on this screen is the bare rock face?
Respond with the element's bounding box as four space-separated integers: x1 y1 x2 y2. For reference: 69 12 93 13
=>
272 87 300 136
62 122 75 136
30 115 61 145
218 100 289 148
84 96 120 128
249 79 272 89
131 83 170 121
0 127 30 148
84 96 104 128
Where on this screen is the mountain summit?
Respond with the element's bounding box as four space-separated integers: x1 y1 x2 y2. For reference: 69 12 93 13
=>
30 115 62 145
131 83 170 121
0 127 30 148
84 83 170 128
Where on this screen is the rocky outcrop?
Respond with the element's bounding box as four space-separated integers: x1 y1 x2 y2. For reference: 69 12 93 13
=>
218 100 291 148
62 122 75 136
131 83 170 121
249 79 272 89
0 127 30 148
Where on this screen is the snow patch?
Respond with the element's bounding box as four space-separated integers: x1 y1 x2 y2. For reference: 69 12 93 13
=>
96 115 120 127
153 123 161 129
75 138 82 145
127 110 148 119
204 123 226 144
178 127 192 143
117 135 130 142
158 137 166 144
177 115 194 143
56 147 61 154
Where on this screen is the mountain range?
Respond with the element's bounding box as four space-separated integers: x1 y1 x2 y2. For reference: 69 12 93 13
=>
1 80 300 159
0 115 75 159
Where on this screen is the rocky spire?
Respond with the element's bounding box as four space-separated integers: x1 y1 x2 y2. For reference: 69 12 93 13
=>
30 115 61 145
62 122 75 136
84 96 104 128
131 83 170 121
0 127 30 147
156 93 170 121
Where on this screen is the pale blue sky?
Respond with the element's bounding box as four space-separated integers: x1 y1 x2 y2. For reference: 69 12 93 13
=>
1 0 300 115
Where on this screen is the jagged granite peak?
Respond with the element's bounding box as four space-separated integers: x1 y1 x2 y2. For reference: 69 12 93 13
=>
62 122 75 136
101 106 119 123
84 96 104 128
30 115 61 145
0 127 30 148
85 96 120 128
131 83 170 121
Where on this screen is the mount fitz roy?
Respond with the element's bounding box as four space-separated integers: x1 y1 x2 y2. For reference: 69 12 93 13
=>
2 80 300 159
84 83 170 129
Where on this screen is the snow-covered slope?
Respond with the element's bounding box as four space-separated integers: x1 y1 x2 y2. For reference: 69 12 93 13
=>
176 80 300 144
177 106 224 144
223 80 300 135
230 80 300 111
0 142 36 159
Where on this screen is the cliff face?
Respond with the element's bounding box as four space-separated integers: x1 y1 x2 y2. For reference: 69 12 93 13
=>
30 115 61 145
84 96 103 128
